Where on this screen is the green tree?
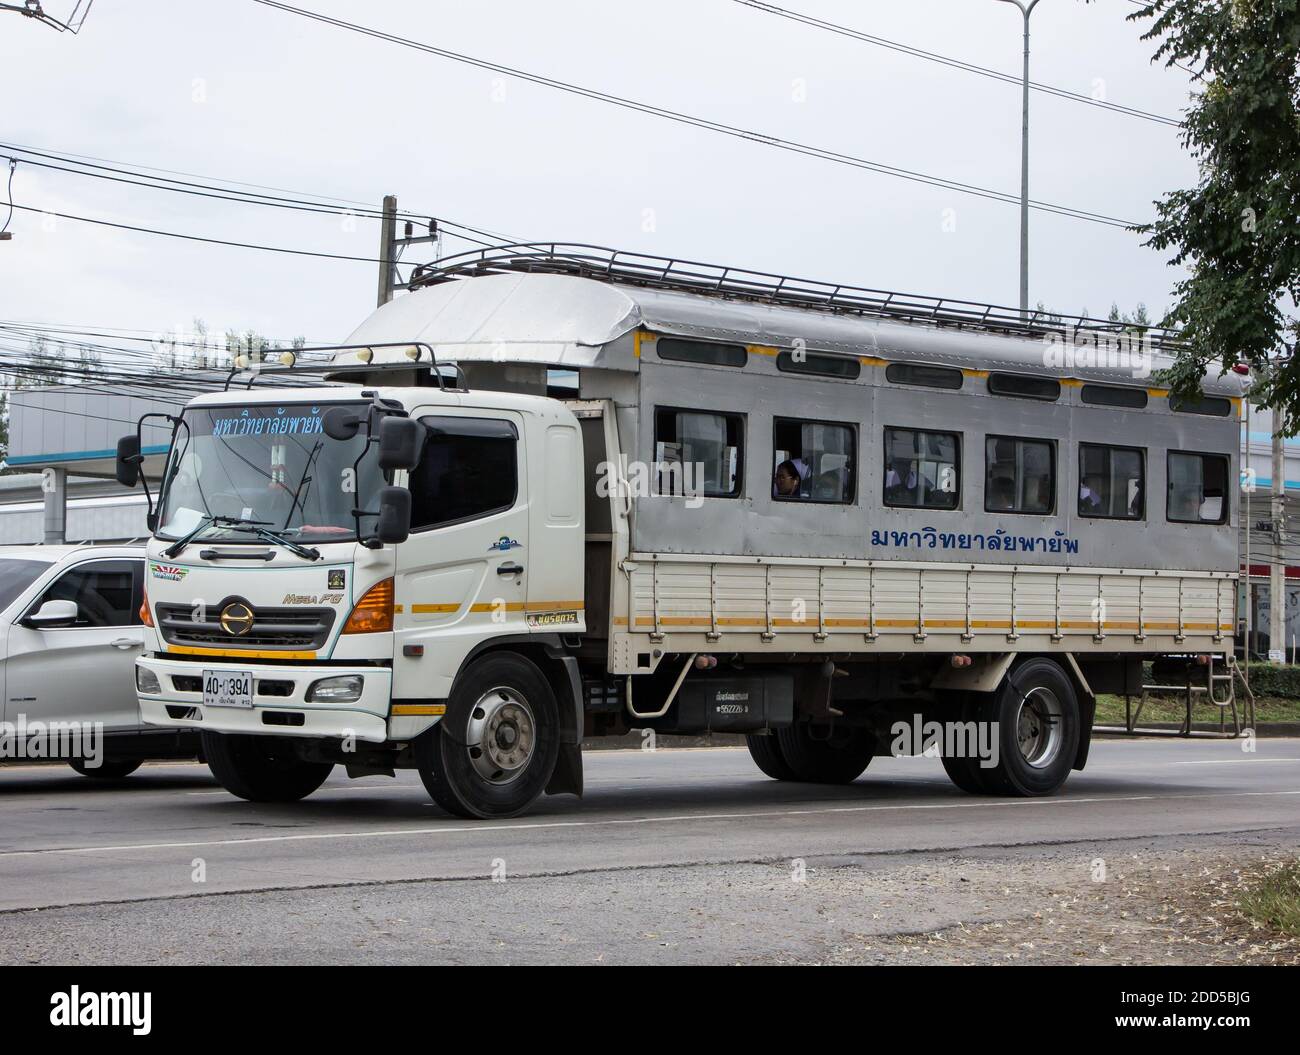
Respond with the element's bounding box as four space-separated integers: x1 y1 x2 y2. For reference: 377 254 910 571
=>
1114 1 1300 425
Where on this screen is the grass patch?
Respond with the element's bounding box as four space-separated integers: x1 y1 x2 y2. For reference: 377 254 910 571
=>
1238 860 1300 939
1094 693 1300 725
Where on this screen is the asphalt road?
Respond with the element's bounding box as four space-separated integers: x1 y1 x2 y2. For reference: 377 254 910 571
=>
0 738 1296 964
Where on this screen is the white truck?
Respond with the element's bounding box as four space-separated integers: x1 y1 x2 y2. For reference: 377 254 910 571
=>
116 247 1241 818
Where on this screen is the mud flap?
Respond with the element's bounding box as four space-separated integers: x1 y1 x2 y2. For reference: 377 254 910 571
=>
545 742 584 797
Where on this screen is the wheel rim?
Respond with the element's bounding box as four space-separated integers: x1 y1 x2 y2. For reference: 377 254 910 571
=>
465 687 537 785
1015 686 1063 769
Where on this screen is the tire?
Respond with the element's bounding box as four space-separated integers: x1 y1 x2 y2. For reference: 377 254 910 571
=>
975 658 1080 796
201 731 333 803
417 652 560 819
68 758 142 780
775 722 874 784
939 692 992 795
746 732 797 780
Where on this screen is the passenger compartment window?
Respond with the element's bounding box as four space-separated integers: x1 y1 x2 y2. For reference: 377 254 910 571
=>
885 363 963 391
988 373 1061 401
1078 443 1144 520
654 408 743 498
655 338 747 368
1170 394 1233 417
883 427 960 510
1167 451 1230 524
776 350 861 379
772 418 855 504
410 416 519 530
985 436 1054 514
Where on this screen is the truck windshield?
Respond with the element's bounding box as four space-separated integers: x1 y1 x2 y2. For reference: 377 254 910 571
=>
155 403 383 544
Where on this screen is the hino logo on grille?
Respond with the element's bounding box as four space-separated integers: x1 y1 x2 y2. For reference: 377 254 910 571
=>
219 602 254 636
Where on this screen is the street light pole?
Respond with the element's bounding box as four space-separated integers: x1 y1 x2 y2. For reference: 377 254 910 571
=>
996 0 1042 320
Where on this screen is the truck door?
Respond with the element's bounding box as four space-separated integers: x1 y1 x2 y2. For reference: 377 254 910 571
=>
393 410 529 701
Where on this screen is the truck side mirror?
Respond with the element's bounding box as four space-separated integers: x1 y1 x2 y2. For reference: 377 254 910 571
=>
323 406 363 440
377 417 424 471
115 435 141 487
375 486 412 545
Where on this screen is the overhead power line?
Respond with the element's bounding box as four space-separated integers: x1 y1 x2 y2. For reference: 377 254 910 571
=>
731 0 1180 127
248 0 1142 229
0 140 519 248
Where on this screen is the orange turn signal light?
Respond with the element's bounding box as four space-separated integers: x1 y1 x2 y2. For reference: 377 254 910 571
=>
343 577 394 634
140 583 154 627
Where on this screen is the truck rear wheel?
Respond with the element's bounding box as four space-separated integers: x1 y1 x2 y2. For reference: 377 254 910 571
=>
973 658 1080 797
418 652 560 819
774 723 873 784
745 732 797 780
201 732 333 803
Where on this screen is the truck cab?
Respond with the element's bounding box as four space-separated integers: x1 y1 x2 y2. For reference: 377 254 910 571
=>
125 376 586 817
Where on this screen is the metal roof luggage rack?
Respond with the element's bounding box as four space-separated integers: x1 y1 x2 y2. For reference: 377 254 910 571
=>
409 243 1183 352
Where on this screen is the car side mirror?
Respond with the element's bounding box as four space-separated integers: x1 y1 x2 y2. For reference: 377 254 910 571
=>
115 435 141 487
375 486 412 545
25 598 79 629
377 417 424 471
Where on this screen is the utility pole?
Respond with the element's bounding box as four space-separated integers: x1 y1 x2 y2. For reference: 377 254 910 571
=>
995 0 1042 320
1270 410 1287 662
376 194 398 307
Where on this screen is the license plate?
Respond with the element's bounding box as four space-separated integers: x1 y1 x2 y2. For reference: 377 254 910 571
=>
203 669 254 709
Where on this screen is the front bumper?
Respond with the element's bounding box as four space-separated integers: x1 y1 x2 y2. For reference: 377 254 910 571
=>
137 654 394 743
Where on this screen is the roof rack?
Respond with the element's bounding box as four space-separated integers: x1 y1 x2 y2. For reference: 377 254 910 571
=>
409 243 1183 352
222 342 465 391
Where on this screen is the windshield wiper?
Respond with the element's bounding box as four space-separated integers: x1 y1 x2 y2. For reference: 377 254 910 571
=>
164 515 319 561
162 513 223 558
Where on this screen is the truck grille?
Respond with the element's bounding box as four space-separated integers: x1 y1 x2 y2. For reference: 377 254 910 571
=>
156 603 335 651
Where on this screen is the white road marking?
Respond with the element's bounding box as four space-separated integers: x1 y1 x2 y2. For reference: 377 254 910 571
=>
1 788 1296 860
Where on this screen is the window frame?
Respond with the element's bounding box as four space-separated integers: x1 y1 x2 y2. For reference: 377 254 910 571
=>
1169 394 1233 418
771 416 858 506
1077 442 1146 521
881 426 963 511
653 405 746 500
407 414 521 534
22 557 143 630
1166 449 1231 525
983 434 1057 516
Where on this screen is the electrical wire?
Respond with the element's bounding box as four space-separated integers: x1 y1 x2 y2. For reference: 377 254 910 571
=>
730 0 1181 127
248 0 1144 229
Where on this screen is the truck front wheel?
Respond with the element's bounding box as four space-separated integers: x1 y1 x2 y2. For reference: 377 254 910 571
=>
418 653 560 819
201 732 333 802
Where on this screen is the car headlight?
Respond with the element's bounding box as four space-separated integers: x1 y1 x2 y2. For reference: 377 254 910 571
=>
305 675 363 703
135 665 161 694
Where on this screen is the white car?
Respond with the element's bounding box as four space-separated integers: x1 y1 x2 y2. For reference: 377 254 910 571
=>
0 544 197 779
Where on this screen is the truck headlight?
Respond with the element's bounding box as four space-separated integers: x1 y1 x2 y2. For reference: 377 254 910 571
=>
306 675 364 703
135 665 161 694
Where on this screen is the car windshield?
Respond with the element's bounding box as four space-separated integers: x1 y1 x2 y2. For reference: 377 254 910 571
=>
0 557 53 612
156 402 384 544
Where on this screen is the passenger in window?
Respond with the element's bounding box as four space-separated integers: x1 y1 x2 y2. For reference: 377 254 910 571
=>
1128 481 1143 518
988 475 1016 511
774 459 804 498
884 461 917 498
1079 477 1103 513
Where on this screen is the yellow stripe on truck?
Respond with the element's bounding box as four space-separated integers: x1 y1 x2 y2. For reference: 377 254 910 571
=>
164 645 317 661
391 704 447 717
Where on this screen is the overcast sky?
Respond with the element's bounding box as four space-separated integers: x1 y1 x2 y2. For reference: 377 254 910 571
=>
0 0 1197 349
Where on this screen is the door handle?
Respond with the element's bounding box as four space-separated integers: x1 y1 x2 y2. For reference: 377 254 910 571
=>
496 562 525 576
111 638 141 650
